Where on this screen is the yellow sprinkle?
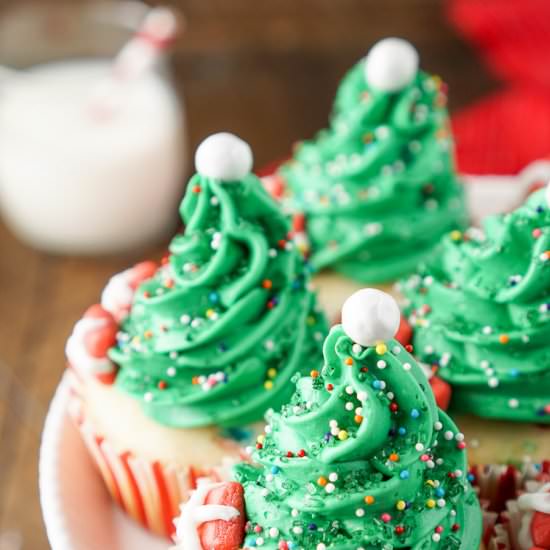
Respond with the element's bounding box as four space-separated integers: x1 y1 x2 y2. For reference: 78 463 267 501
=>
257 435 265 444
267 368 277 379
364 495 375 505
375 343 387 355
338 430 349 441
426 499 436 509
450 230 462 241
264 380 274 390
425 480 436 487
396 500 406 511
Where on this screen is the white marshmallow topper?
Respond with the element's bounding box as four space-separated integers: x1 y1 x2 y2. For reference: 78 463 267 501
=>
341 288 401 346
195 132 253 181
364 37 419 93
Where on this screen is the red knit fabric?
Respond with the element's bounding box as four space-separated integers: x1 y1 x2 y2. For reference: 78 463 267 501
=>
447 0 550 174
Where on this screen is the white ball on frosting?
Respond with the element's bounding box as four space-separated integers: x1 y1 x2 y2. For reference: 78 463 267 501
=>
364 38 419 92
546 181 550 208
195 132 253 181
341 288 401 346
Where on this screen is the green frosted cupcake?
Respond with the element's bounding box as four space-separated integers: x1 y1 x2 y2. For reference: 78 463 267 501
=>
401 185 550 423
233 289 482 549
268 38 467 284
65 133 328 538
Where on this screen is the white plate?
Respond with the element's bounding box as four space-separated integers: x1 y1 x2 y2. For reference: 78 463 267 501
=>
39 162 550 550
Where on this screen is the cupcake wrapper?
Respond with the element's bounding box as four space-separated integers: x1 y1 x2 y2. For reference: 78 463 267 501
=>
66 370 246 539
472 462 550 550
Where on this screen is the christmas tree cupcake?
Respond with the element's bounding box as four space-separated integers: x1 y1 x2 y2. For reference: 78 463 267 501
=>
401 184 550 425
65 132 327 537
173 289 482 549
264 38 467 284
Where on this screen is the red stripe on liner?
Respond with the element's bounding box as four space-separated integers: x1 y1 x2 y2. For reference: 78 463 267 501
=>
152 461 176 537
120 452 148 529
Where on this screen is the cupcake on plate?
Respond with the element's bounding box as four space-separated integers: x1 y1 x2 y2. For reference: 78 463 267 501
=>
263 38 467 285
65 132 328 537
401 184 550 425
173 289 482 549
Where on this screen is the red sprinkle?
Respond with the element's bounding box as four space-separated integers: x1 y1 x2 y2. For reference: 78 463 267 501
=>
192 185 201 193
326 383 334 391
405 344 414 353
390 403 399 412
297 449 306 457
395 526 405 535
157 380 167 390
286 451 293 458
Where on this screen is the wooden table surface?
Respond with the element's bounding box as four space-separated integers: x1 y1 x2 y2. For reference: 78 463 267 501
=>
0 1 496 548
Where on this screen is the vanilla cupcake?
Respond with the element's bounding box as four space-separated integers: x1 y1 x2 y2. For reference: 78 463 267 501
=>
263 38 467 284
66 133 327 537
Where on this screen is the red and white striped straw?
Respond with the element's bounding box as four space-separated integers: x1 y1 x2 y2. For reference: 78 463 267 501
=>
89 6 179 118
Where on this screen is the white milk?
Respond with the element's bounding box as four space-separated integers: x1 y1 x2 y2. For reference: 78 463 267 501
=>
0 59 186 254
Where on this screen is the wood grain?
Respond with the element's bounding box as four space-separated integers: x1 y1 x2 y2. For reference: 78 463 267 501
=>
0 1 495 548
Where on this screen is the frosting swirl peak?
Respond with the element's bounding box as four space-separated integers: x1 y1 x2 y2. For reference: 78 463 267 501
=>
401 187 550 422
236 290 481 549
110 134 327 428
273 39 467 283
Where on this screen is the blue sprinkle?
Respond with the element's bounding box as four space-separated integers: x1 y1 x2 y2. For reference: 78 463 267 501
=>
291 279 302 290
410 409 420 419
435 488 445 497
467 473 475 482
537 205 545 214
398 427 407 436
271 466 280 475
208 291 219 303
219 342 228 352
509 369 519 378
372 380 382 390
399 470 410 480
308 523 317 531
324 432 332 442
248 540 256 547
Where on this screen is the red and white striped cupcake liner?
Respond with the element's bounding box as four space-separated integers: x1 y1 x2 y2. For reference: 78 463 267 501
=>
66 370 246 539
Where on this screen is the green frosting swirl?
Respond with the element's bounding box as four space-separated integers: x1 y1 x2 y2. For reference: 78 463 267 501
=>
277 60 467 283
235 326 481 549
110 172 328 428
401 188 550 423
